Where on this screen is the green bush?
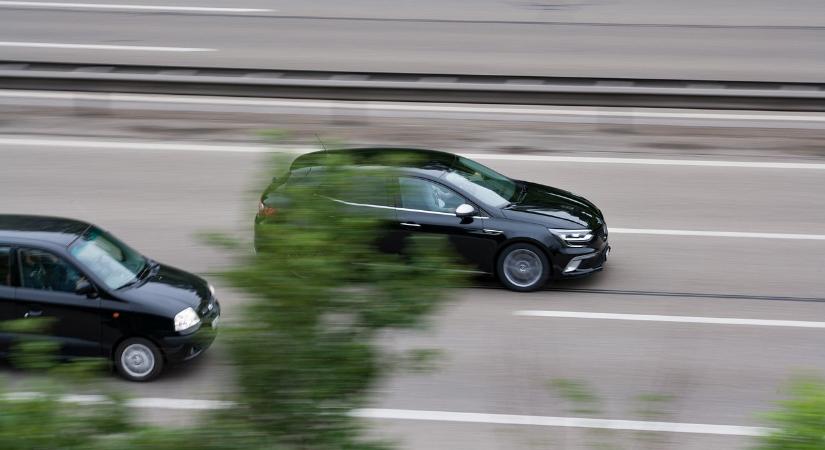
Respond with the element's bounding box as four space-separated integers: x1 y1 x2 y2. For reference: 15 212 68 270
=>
756 377 825 450
220 153 465 449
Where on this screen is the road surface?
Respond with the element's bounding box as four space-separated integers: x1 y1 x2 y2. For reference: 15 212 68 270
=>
1 0 825 81
2 92 825 448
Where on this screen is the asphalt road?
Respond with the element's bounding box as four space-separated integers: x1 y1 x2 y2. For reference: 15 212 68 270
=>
1 0 825 81
2 93 825 449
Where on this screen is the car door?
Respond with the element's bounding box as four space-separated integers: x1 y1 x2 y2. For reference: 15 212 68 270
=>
396 176 498 273
13 247 102 358
0 245 15 355
330 171 405 254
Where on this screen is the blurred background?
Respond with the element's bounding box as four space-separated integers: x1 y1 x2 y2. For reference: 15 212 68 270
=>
1 1 825 449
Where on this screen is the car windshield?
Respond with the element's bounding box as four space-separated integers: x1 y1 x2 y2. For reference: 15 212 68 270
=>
444 156 519 208
69 227 147 290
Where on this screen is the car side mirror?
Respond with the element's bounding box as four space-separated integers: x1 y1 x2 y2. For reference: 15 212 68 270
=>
455 203 476 218
76 279 99 299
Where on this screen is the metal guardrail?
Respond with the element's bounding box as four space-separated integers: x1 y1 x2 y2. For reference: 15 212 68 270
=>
1 61 824 111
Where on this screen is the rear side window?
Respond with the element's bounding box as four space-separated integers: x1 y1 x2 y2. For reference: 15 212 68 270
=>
336 173 393 207
0 247 10 286
341 176 392 206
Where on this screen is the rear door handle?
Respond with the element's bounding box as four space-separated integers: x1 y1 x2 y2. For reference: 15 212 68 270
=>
400 222 421 228
24 310 43 318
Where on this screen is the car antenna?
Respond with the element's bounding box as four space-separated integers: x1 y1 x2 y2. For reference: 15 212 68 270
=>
315 134 329 153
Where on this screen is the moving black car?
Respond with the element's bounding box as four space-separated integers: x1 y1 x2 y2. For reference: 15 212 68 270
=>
0 215 220 381
256 148 609 292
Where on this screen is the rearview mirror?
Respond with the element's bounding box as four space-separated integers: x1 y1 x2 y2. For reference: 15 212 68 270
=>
455 204 476 218
76 279 98 299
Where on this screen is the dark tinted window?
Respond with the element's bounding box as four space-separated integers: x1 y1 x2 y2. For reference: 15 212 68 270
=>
18 248 85 293
399 177 466 213
0 247 10 286
336 173 392 207
284 168 322 191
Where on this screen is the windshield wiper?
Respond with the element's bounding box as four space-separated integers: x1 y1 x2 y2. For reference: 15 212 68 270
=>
118 259 156 290
517 182 528 201
117 277 142 290
505 183 528 208
137 260 152 279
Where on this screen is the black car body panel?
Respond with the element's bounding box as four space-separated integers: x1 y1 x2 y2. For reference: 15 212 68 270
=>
0 215 218 367
502 181 604 230
256 148 610 287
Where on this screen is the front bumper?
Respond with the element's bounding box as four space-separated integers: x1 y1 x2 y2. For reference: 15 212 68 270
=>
161 300 220 364
559 245 610 278
554 225 610 278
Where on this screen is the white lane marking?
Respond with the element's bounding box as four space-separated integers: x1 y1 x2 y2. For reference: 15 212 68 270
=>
0 90 823 124
0 1 273 12
353 409 769 437
0 137 276 152
3 393 768 436
463 153 825 170
0 42 212 52
5 392 235 409
610 227 825 241
515 310 825 329
2 136 825 172
127 397 235 410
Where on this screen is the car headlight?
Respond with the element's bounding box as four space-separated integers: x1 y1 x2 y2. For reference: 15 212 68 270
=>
174 307 201 333
549 228 593 247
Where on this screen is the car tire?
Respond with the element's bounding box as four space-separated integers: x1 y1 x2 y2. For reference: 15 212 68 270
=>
114 337 164 382
497 243 551 292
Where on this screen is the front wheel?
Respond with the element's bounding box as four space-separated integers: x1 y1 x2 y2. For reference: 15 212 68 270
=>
497 243 551 292
115 337 164 382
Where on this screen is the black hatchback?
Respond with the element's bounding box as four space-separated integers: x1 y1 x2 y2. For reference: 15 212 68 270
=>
256 148 610 292
0 215 220 381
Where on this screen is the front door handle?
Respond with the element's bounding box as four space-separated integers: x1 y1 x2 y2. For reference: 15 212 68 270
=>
400 222 421 228
24 310 43 318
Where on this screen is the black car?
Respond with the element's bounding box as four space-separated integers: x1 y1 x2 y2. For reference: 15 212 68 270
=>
256 148 609 292
0 215 219 381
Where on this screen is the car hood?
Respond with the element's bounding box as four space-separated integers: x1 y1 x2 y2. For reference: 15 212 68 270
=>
502 181 604 229
118 263 211 316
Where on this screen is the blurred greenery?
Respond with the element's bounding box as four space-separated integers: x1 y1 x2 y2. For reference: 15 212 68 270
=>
756 377 825 450
548 378 602 415
221 151 465 449
1 317 58 371
2 149 464 450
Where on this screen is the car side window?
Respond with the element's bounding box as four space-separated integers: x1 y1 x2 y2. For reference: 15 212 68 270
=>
18 248 85 294
0 247 11 286
399 177 467 214
336 173 393 207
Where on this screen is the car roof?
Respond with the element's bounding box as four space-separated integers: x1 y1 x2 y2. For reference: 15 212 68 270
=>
0 215 92 247
290 148 459 175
